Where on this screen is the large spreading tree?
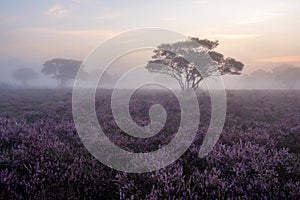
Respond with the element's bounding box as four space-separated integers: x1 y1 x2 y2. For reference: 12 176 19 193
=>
146 37 244 91
42 58 88 87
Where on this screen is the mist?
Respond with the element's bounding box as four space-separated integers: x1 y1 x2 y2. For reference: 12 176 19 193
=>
1 56 299 90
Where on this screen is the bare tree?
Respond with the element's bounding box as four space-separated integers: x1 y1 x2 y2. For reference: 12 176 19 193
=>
42 58 88 87
146 37 244 91
12 68 39 86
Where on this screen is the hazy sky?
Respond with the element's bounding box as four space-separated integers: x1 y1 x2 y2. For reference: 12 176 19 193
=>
1 0 300 74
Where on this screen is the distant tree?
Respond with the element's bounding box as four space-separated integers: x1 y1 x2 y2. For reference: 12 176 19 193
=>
250 69 272 80
248 69 275 89
89 69 119 88
42 58 88 87
146 37 244 91
0 82 13 88
12 68 39 86
273 66 300 89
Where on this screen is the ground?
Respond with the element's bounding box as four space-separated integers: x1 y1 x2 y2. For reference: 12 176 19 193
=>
0 89 299 199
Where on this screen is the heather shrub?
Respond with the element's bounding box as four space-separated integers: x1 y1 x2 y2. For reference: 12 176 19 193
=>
0 89 299 199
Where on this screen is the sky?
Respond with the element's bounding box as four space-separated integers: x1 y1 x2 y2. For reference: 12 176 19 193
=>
0 0 300 79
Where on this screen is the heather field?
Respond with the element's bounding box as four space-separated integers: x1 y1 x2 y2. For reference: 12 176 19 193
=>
0 89 299 199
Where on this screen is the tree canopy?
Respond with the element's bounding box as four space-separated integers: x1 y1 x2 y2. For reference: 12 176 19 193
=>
42 58 88 87
146 37 244 91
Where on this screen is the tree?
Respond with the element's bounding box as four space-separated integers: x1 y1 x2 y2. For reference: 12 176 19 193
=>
146 37 244 91
89 69 119 88
12 68 39 86
248 69 274 89
42 58 88 87
272 66 300 89
0 82 13 88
